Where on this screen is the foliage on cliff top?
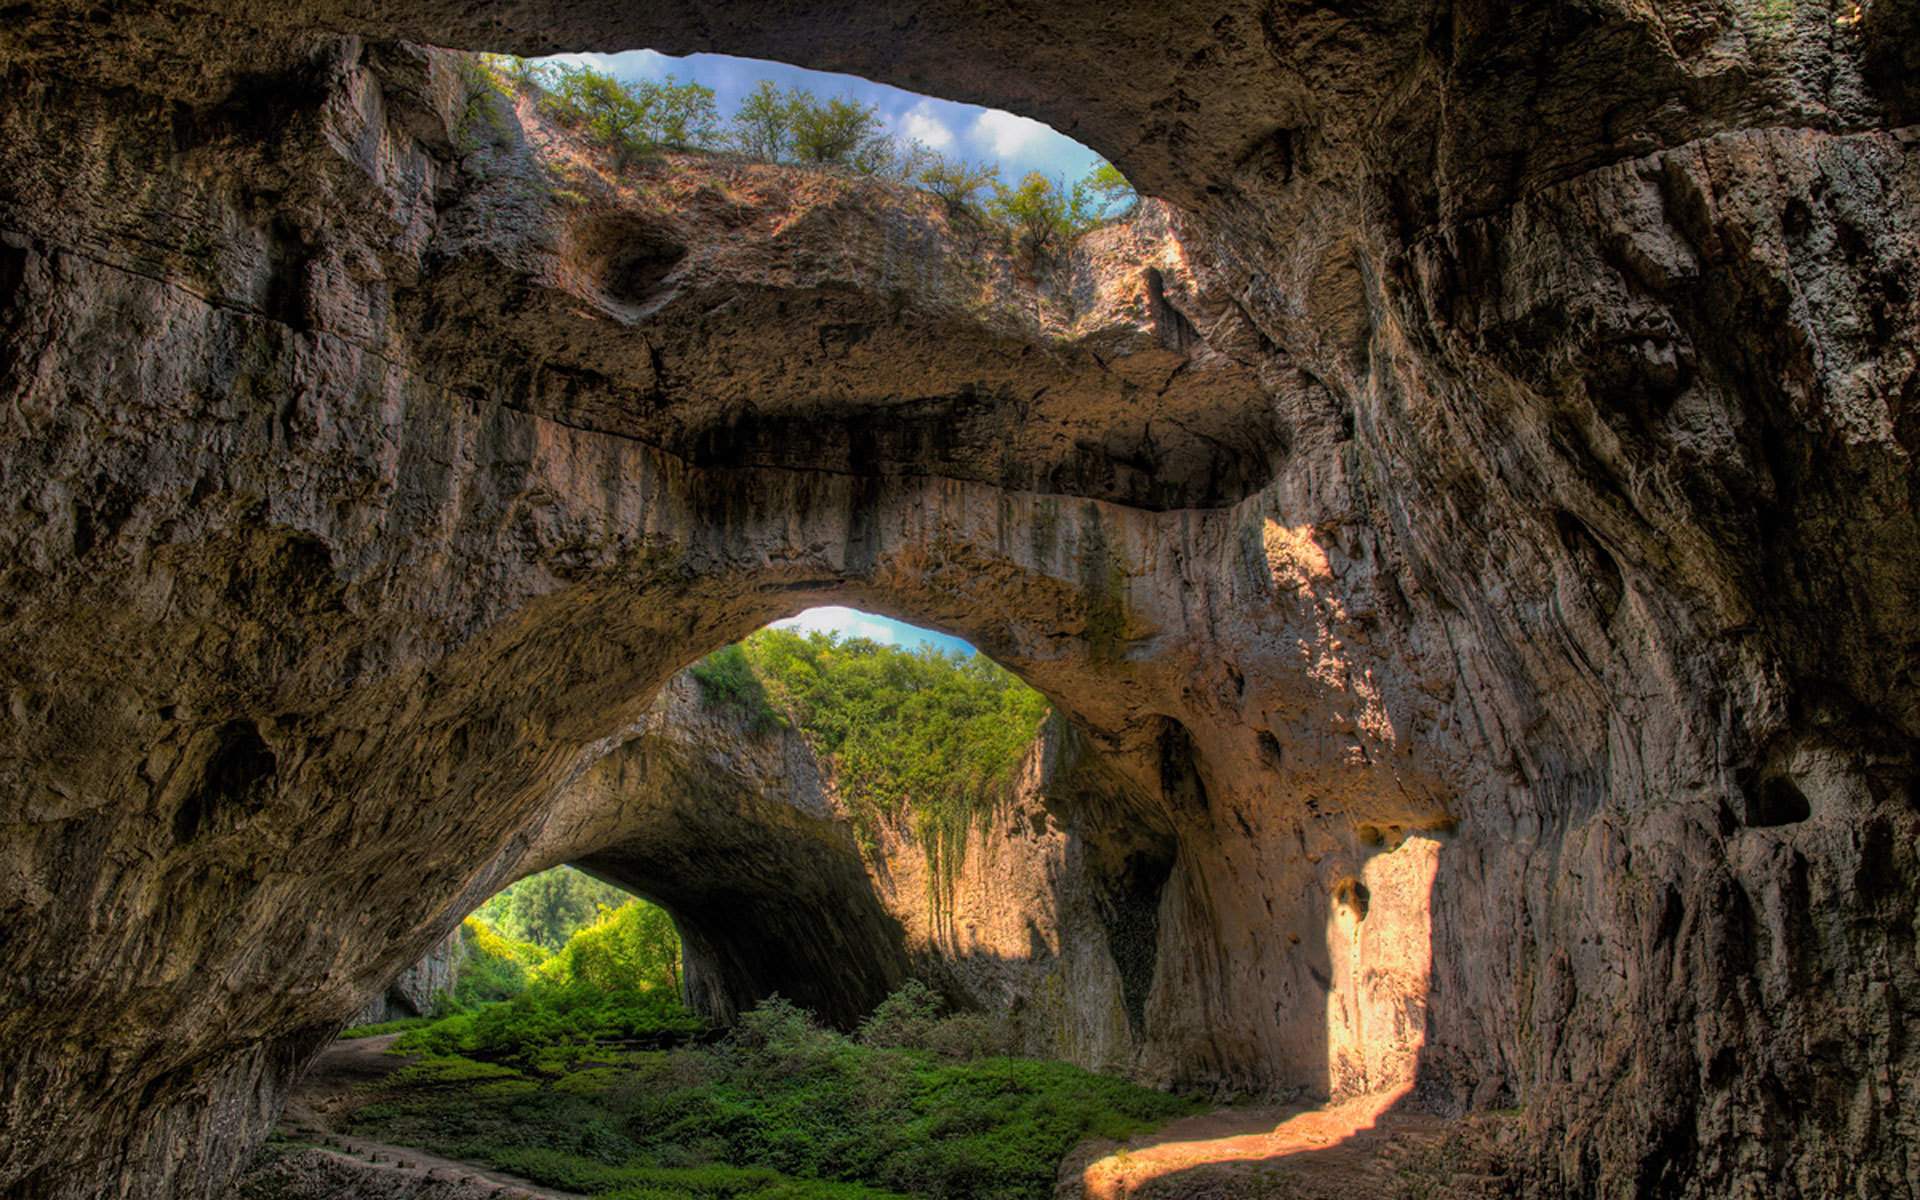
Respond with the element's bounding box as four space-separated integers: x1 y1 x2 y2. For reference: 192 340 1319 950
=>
465 54 1135 255
689 627 1051 878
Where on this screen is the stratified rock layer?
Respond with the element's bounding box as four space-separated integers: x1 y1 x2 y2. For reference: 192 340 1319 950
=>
0 2 1917 1199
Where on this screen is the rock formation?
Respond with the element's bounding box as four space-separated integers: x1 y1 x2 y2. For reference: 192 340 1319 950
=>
350 928 463 1027
0 1 1916 1198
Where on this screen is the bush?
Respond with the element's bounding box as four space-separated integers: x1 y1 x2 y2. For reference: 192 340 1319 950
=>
985 171 1108 261
727 994 844 1078
856 980 943 1050
917 155 1000 214
338 1015 430 1040
540 64 721 164
691 643 783 733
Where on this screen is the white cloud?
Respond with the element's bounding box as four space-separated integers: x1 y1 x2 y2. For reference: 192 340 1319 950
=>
969 109 1052 160
899 103 955 152
772 607 898 645
544 49 667 81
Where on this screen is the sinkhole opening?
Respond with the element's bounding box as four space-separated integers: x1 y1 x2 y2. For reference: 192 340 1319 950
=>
471 46 1140 243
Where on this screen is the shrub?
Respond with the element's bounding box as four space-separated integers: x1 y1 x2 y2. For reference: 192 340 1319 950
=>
727 994 844 1078
985 171 1107 261
691 643 784 733
540 64 721 164
338 1015 430 1040
857 980 944 1050
917 155 1000 214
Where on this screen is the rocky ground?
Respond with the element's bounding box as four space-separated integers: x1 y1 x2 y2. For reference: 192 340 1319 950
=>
228 1036 582 1200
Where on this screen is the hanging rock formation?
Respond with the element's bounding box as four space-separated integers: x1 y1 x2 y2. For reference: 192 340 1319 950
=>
0 2 1917 1198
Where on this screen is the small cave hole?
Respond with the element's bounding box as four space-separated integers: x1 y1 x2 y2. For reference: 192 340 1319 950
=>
603 237 688 308
1745 775 1812 828
1257 730 1285 768
1553 511 1625 623
173 719 277 843
1332 877 1370 921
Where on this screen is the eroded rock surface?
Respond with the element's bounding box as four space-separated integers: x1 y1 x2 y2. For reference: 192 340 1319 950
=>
1 2 1917 1199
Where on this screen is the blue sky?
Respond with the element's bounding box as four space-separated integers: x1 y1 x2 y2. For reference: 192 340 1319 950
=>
772 607 977 657
543 49 1106 189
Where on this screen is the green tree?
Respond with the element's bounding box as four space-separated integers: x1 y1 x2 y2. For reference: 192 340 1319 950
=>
917 154 1000 213
789 93 883 164
1082 162 1137 215
985 171 1105 260
730 80 799 160
540 64 721 164
538 900 683 994
476 866 637 952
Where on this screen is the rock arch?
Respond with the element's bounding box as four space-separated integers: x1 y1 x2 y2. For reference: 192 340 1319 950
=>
1 3 1917 1199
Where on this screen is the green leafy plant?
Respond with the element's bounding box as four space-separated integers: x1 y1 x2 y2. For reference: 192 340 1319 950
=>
1082 163 1138 215
710 628 1050 888
985 171 1111 262
351 991 1196 1200
855 979 943 1050
540 64 722 164
690 643 784 734
916 155 1001 214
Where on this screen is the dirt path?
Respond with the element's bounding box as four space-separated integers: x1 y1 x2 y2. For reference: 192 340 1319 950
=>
1065 1085 1515 1200
273 1035 588 1200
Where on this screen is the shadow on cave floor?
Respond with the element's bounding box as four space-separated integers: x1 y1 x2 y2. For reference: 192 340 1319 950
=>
1068 1085 1518 1200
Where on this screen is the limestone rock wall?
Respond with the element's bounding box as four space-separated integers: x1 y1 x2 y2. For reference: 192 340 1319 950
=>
0 2 1916 1199
349 927 464 1027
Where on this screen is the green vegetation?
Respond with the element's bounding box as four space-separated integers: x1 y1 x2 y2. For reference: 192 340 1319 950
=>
689 643 783 734
348 990 1197 1200
986 169 1131 260
462 54 1136 257
689 629 1050 883
476 865 641 953
540 63 723 164
455 916 551 1006
338 1015 432 1040
395 894 697 1075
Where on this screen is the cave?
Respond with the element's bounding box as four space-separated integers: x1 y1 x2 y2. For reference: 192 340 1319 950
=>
2 1 1919 1198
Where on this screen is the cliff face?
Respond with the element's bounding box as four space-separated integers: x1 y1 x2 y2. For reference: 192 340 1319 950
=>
350 928 463 1027
0 2 1917 1198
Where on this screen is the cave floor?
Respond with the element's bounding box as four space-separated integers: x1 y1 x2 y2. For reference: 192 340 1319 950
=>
1064 1086 1520 1200
266 1034 587 1199
258 1038 1518 1200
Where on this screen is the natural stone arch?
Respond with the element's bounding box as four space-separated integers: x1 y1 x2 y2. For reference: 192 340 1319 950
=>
0 45 1453 1200
3 3 1919 1200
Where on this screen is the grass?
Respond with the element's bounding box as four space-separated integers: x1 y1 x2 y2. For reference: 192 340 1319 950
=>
344 994 1198 1200
338 1016 432 1040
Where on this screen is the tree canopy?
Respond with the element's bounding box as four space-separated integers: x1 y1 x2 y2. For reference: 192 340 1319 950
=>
691 628 1052 885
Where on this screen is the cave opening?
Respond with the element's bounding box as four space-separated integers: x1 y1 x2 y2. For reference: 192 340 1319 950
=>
305 608 1243 1199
